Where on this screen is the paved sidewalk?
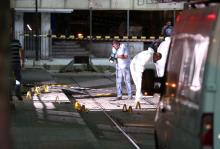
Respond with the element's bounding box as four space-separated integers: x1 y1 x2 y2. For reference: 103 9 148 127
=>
11 68 100 149
11 100 99 149
12 68 157 149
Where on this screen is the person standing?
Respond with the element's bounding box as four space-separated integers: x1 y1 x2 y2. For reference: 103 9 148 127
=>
111 40 132 100
130 47 161 103
156 25 173 78
161 21 173 37
10 39 25 101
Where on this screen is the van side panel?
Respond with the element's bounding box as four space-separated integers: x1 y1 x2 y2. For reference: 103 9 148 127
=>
212 9 220 149
156 6 219 149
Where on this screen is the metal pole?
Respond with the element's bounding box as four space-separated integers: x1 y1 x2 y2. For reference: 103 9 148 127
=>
127 10 130 54
89 7 92 52
127 10 130 36
35 0 39 60
173 10 176 25
89 7 92 39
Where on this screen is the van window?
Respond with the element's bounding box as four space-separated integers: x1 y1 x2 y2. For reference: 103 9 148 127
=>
166 34 210 105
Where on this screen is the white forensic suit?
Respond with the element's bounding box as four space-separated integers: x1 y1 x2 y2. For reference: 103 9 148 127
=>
156 37 171 77
130 48 155 102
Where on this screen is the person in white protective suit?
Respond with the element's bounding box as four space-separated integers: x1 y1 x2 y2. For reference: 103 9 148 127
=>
130 48 161 103
155 36 171 77
156 22 173 77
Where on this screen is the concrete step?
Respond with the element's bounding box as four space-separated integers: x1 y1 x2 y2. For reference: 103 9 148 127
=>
52 48 86 52
52 55 88 58
53 45 81 49
52 52 90 58
53 41 79 46
52 51 89 55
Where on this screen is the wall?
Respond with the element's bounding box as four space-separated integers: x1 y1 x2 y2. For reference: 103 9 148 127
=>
11 0 184 10
86 41 144 58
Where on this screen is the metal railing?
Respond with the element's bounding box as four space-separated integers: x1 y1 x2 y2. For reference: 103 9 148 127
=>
15 31 52 59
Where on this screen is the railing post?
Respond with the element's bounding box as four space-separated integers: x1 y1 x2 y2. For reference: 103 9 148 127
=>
35 0 39 61
48 30 52 59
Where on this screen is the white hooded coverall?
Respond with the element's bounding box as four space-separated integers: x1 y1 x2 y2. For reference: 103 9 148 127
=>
130 48 155 102
156 37 171 77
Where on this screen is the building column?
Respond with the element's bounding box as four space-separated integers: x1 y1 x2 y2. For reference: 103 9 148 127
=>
14 12 24 47
41 12 51 59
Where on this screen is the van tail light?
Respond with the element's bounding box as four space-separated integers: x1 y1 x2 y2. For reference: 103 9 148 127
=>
207 13 216 21
201 114 213 149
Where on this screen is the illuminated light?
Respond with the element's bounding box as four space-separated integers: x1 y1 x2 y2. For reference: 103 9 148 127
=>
159 36 164 40
60 35 66 39
165 82 169 86
16 80 20 85
105 36 110 39
132 36 137 39
96 36 101 39
171 93 175 97
176 15 181 23
144 92 148 96
171 83 176 88
69 35 75 39
78 33 82 37
27 24 32 31
218 134 220 140
77 33 83 39
51 35 57 38
207 13 216 20
205 124 212 130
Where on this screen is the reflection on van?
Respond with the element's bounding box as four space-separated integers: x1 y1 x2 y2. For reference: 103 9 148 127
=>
154 3 220 149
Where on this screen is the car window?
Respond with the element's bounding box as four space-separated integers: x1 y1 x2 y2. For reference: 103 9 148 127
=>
176 34 209 104
164 34 210 105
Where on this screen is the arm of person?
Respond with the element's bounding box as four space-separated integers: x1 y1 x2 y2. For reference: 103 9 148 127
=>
117 54 128 59
19 48 25 68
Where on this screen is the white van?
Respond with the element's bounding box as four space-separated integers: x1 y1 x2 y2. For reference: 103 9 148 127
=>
154 3 220 149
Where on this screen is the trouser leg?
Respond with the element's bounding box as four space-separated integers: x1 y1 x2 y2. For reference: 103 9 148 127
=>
135 70 143 102
123 67 132 97
116 67 123 97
